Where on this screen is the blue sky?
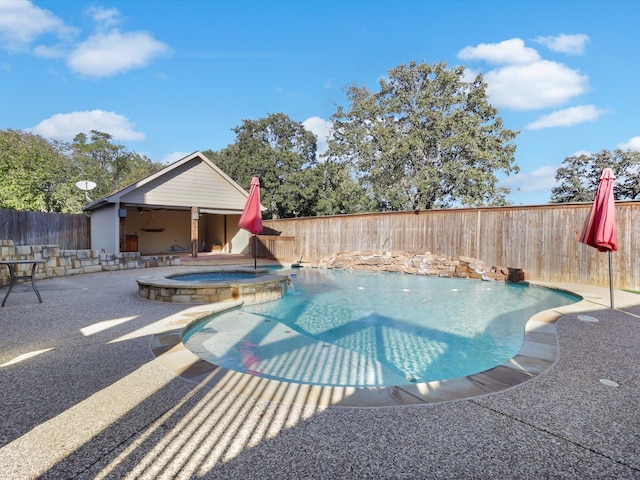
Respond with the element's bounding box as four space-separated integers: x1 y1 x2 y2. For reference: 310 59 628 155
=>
1 0 639 206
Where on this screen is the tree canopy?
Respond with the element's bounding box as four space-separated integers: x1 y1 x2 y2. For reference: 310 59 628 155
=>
551 149 640 203
324 61 520 210
0 129 163 213
0 130 83 213
69 130 163 202
204 113 371 219
312 159 375 215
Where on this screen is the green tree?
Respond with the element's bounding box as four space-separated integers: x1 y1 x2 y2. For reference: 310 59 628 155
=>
617 150 640 199
70 130 163 201
0 129 163 213
205 113 321 219
325 61 519 211
313 160 375 215
0 129 84 212
206 114 373 218
551 149 640 202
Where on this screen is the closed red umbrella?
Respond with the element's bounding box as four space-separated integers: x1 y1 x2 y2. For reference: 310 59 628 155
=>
239 177 263 268
577 168 617 307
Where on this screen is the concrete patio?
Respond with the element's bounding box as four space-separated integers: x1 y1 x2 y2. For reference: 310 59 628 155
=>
0 261 638 479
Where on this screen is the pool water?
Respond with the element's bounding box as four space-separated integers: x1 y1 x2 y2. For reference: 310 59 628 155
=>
169 271 264 282
183 269 579 387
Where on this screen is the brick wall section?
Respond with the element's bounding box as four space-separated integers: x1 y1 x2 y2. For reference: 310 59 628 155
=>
0 240 180 287
317 250 526 282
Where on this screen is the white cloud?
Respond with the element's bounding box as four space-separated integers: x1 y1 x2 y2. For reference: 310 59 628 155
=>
534 34 589 55
32 44 66 59
461 67 479 83
67 30 170 78
161 152 191 165
572 149 593 157
85 6 122 29
303 116 332 155
30 110 145 142
0 0 77 52
526 105 604 130
458 38 540 65
485 60 588 110
618 136 640 151
458 38 590 111
0 2 168 78
501 165 559 193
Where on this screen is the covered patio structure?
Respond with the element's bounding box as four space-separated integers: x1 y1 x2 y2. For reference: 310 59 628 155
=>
84 152 255 257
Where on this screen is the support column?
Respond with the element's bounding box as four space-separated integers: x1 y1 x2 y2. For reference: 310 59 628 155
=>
224 215 228 253
191 206 199 258
118 203 126 253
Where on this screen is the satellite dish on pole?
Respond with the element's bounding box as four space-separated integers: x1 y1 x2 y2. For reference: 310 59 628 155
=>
75 180 97 201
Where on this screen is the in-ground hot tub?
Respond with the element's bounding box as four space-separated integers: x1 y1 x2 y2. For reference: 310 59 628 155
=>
136 267 289 304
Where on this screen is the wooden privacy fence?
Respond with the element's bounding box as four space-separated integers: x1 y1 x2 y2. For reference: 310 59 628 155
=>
263 201 640 291
255 235 298 261
0 208 90 250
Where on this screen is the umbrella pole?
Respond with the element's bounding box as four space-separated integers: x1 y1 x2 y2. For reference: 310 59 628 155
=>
608 250 614 309
254 234 257 269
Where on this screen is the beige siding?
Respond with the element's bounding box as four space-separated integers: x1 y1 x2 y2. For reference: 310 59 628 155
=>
90 206 118 253
121 161 247 210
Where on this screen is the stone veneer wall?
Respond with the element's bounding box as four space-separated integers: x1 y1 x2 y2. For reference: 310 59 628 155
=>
138 277 289 305
0 240 180 287
317 250 526 282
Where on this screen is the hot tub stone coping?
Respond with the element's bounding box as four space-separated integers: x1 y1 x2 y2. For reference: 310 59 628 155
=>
137 267 290 304
136 266 282 288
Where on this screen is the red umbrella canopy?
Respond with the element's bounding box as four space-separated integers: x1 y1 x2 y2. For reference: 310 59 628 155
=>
238 177 263 235
577 168 617 252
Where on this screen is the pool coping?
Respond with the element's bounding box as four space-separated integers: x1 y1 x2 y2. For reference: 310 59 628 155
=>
149 280 595 407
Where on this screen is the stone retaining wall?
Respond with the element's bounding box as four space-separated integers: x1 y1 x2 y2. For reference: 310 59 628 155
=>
0 240 180 287
317 250 526 282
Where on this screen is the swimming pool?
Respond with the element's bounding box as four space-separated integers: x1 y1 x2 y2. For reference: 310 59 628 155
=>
183 269 579 387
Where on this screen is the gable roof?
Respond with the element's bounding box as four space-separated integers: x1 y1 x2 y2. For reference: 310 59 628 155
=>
83 151 252 214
